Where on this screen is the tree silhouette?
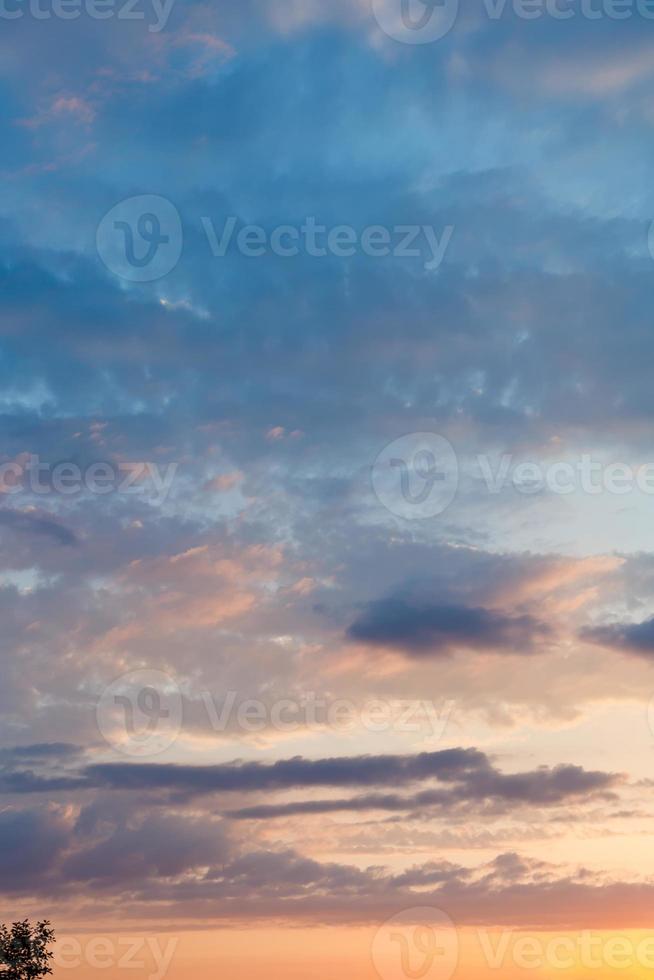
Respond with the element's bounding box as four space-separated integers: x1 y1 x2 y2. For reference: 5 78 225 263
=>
0 921 55 980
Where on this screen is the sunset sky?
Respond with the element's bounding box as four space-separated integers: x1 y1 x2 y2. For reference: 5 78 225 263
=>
2 1 654 978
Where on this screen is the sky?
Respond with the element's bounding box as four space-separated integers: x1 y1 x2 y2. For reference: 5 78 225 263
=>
2 0 654 978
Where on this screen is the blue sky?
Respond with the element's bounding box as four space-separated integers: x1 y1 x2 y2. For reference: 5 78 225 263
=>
2 1 654 972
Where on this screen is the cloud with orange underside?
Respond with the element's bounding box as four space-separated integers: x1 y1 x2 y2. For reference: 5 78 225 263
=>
90 542 285 651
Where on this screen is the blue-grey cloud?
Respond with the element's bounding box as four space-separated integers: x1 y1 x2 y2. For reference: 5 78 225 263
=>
0 508 78 546
581 617 654 658
225 763 618 819
348 597 549 656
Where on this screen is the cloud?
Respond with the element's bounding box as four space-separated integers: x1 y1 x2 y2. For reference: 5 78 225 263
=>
581 616 654 658
225 763 619 819
347 597 550 656
0 746 619 819
0 805 71 885
0 507 78 546
1 0 654 943
225 763 619 820
0 796 650 930
84 747 490 795
0 742 81 762
62 810 228 885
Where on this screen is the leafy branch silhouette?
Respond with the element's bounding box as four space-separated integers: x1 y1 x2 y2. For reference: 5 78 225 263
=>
0 921 55 980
